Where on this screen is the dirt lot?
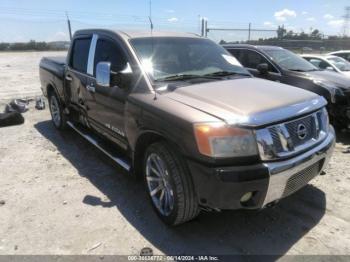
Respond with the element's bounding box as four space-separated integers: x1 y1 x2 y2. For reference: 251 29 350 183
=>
0 51 66 100
0 52 350 257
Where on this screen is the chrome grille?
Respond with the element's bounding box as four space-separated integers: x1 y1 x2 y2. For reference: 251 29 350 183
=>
285 115 316 147
282 160 322 198
256 108 329 161
269 127 284 152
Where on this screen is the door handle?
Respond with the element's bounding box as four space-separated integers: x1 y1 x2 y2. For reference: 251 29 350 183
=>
65 75 73 81
86 84 96 93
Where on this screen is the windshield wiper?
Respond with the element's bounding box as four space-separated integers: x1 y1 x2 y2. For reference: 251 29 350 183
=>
155 74 218 82
204 71 251 77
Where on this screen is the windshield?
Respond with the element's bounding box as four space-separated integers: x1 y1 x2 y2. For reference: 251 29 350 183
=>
328 56 350 71
265 49 318 72
130 37 250 82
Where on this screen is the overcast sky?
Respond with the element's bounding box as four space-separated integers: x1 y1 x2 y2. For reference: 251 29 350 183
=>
0 0 348 42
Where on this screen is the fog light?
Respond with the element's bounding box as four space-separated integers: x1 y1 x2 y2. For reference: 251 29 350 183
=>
240 192 253 203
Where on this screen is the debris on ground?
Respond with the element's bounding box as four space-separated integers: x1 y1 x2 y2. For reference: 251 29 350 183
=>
88 242 102 252
4 99 30 114
35 97 46 110
0 111 24 127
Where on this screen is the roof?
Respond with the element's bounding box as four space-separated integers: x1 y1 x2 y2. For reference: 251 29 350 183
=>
117 30 200 39
301 54 339 59
328 50 350 54
222 44 284 51
74 28 200 40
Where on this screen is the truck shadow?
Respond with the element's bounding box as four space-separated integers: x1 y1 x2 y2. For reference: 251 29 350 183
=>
35 120 327 256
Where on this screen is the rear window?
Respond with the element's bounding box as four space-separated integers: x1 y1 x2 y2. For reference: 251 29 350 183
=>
70 38 92 73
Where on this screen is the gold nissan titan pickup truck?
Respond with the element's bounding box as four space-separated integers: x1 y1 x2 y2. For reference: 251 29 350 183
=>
39 30 335 225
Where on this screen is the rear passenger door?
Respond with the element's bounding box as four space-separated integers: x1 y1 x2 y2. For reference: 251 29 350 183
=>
229 48 282 82
65 36 92 109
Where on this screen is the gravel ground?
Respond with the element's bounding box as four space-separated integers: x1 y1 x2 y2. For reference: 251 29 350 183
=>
0 52 350 257
0 103 349 257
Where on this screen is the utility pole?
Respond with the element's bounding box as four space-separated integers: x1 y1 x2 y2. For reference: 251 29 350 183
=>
205 19 208 37
66 12 72 41
200 17 208 37
343 6 350 37
248 23 251 42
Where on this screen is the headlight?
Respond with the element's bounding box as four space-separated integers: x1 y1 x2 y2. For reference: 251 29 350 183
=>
313 79 345 103
193 122 258 158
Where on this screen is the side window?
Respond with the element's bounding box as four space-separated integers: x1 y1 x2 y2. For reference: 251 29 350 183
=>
341 53 350 62
241 50 278 73
70 38 92 73
307 58 322 68
94 39 127 76
227 49 244 63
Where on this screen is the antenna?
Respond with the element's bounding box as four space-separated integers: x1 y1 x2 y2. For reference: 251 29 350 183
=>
149 16 154 32
148 0 157 100
66 11 72 41
149 0 154 32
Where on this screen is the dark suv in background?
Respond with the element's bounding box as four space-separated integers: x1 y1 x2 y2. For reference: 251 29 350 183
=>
224 44 350 128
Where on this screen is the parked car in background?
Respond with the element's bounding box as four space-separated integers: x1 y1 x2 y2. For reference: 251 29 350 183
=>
39 30 335 225
302 54 350 78
224 44 350 128
328 50 350 62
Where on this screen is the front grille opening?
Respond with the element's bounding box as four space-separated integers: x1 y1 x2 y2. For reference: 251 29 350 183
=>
282 159 324 198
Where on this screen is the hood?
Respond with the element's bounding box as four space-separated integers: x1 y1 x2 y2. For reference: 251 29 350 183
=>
341 71 350 78
164 78 325 127
305 70 350 89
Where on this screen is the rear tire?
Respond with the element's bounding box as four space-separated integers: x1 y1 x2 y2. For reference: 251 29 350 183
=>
143 142 199 226
48 91 66 130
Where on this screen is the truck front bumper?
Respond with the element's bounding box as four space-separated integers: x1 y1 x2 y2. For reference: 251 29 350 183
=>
187 127 335 210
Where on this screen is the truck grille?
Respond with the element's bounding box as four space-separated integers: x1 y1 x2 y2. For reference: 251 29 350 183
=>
285 115 317 147
256 108 329 161
282 160 323 198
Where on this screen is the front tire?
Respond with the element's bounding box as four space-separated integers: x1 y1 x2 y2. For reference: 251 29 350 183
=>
48 91 66 130
143 142 199 226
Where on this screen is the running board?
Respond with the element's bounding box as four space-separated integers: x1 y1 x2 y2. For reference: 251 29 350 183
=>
66 121 131 172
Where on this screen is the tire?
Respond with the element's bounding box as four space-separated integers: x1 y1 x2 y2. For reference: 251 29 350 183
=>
48 91 66 130
143 142 199 226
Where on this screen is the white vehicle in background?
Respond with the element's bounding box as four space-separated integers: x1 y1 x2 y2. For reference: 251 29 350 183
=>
301 54 350 78
328 50 350 62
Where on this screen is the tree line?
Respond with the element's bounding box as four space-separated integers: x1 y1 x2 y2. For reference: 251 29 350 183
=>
220 28 350 44
0 40 69 51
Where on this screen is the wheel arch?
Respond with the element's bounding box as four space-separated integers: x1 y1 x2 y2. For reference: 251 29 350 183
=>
132 130 186 178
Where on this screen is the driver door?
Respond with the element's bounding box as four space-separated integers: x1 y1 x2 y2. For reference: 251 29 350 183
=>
85 36 130 149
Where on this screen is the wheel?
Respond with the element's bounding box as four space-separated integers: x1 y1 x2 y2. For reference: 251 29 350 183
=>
48 91 66 130
143 142 199 225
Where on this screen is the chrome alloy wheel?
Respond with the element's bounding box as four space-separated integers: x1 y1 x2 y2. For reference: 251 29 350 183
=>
50 95 61 127
145 153 175 216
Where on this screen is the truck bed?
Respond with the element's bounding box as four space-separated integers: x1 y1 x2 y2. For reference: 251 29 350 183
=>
40 56 66 79
39 56 66 98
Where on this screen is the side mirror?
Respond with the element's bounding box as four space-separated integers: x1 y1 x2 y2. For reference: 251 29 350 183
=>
96 62 111 87
257 63 269 75
326 66 334 71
